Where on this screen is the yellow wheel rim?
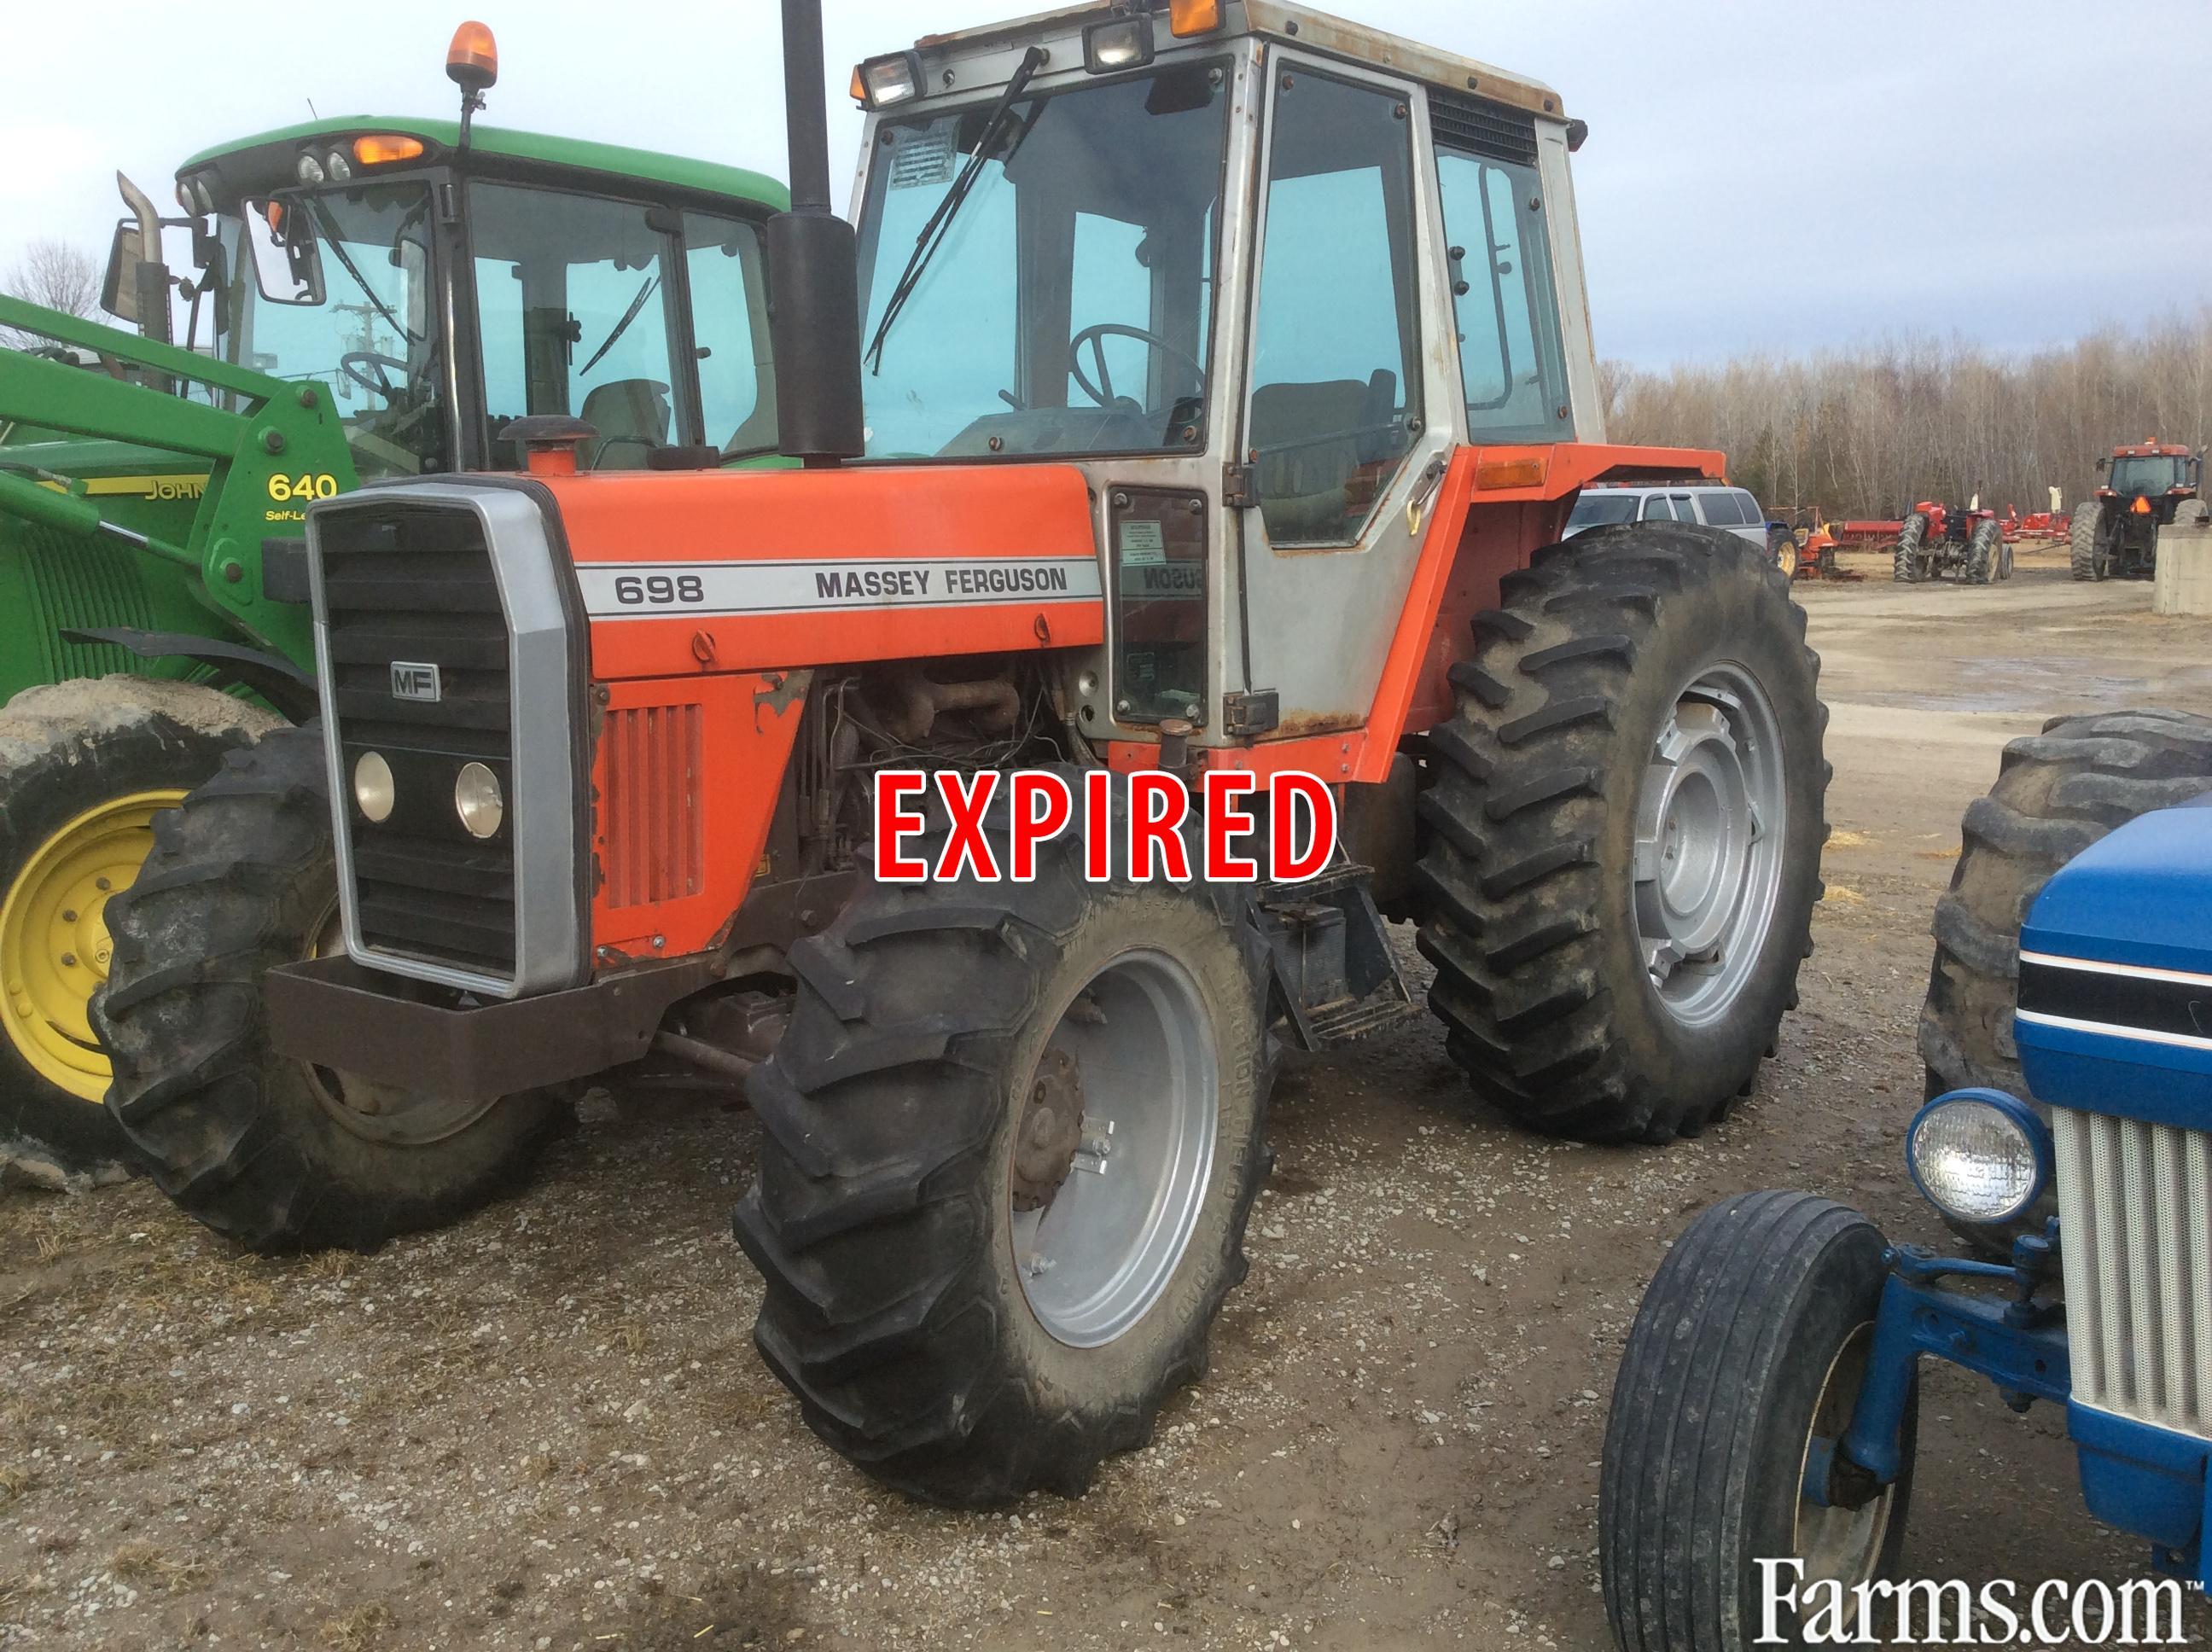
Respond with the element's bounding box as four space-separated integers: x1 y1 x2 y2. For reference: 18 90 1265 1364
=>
0 790 183 1101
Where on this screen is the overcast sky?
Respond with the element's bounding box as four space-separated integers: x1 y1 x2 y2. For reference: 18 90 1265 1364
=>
4 0 2206 369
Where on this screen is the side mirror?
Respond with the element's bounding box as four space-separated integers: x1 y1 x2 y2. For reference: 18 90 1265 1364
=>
242 199 326 305
2095 457 2109 472
102 219 144 323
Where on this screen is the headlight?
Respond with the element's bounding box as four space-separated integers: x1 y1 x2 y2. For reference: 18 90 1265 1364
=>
353 751 395 823
1084 13 1155 72
193 177 216 214
296 152 325 185
858 51 923 108
325 148 352 183
455 762 504 839
1907 1089 2051 1225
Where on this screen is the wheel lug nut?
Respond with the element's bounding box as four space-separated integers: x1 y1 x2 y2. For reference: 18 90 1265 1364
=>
60 952 79 969
95 877 112 892
61 909 78 923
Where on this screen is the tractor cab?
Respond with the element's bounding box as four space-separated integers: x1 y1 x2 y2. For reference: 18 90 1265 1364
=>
161 115 783 482
2099 441 2202 509
844 0 1607 740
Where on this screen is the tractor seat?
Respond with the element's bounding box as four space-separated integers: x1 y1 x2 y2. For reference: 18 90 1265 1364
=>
579 379 672 471
1249 372 1399 544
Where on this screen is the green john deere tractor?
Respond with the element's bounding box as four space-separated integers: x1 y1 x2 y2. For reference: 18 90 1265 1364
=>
0 34 786 1184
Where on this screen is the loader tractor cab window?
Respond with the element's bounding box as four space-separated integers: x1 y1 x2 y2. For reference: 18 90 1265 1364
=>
854 61 1231 459
1246 69 1424 546
224 182 445 480
1565 491 1639 536
469 184 773 470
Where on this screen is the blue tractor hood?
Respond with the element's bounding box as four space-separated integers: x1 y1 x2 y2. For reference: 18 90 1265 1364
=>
2015 794 2212 1126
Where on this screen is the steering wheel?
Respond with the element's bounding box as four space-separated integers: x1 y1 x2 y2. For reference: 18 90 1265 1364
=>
1068 323 1206 410
340 351 410 399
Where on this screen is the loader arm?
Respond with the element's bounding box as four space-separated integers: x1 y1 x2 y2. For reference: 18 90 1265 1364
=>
0 294 356 660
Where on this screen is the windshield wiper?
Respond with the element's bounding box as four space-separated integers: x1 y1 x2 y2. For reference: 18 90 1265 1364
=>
579 274 661 376
864 45 1045 375
295 192 421 347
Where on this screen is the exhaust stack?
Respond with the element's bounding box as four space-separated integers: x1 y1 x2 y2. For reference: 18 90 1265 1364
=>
769 0 866 464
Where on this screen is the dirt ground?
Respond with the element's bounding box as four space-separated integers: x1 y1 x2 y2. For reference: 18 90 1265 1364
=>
6 542 2212 1651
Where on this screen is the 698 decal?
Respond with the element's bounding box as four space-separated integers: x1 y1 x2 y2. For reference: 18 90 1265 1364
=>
611 573 707 607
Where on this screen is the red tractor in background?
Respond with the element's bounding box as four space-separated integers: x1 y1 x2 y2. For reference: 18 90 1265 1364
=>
2071 439 2205 581
1892 497 2010 585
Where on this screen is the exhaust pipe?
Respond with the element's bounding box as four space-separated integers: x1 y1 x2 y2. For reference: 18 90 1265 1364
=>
769 0 866 464
115 172 173 350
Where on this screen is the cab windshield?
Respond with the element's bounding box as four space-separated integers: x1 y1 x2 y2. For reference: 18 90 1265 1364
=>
219 181 443 479
2109 455 2186 496
854 62 1230 460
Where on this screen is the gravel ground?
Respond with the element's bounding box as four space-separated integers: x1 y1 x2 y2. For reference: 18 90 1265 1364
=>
5 546 2212 1650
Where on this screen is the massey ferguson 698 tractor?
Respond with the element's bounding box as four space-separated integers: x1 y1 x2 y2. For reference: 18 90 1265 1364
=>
0 26 788 1184
95 0 1829 1504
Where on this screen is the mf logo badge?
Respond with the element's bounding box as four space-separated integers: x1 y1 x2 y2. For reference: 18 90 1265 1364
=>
390 660 442 703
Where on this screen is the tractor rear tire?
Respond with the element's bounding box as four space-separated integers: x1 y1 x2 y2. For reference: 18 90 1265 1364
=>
0 678 281 1189
1600 1191 1915 1650
734 783 1272 1505
1918 709 2212 1248
1892 512 1929 583
1962 518 2000 585
91 724 568 1251
1415 523 1829 1143
2069 502 2106 581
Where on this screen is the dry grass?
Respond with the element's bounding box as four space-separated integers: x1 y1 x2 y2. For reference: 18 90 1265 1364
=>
106 1541 205 1589
32 1232 63 1263
320 1601 394 1649
614 1320 649 1357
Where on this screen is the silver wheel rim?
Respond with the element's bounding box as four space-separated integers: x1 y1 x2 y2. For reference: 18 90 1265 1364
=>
1633 662 1787 1028
1792 1324 1898 1621
1010 948 1218 1349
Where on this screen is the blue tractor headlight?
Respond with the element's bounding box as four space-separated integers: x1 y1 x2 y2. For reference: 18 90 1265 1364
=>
1906 1088 2052 1225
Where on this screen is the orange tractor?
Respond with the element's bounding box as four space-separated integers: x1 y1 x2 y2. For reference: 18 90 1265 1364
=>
1892 497 2009 584
95 0 1828 1504
2071 438 2204 581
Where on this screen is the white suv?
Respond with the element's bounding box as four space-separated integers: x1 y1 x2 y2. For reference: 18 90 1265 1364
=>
1566 484 1777 553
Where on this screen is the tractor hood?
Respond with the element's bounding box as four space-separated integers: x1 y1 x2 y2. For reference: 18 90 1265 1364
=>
2015 794 2212 1127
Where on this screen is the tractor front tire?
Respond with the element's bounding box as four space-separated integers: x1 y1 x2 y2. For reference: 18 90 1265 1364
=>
1768 526 1800 579
92 724 567 1251
1415 523 1828 1143
0 678 281 1188
1892 511 1930 583
2069 502 2106 581
1918 709 2212 1247
1962 518 2001 586
735 792 1272 1505
1601 1191 1915 1650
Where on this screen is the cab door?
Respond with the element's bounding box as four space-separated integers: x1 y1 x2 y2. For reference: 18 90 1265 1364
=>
1231 57 1456 733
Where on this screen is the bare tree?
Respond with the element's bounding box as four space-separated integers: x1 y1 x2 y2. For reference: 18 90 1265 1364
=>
2 239 102 351
1609 311 2212 520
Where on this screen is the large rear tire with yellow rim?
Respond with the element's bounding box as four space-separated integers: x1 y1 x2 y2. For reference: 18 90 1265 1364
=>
0 677 282 1188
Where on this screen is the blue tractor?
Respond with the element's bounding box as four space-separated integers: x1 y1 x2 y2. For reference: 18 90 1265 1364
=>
1599 722 2212 1646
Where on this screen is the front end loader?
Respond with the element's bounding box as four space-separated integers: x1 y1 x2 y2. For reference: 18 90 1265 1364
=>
104 0 1831 1506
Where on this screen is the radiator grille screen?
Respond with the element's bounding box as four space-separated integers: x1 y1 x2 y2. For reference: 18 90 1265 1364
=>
2054 1106 2212 1439
601 702 703 910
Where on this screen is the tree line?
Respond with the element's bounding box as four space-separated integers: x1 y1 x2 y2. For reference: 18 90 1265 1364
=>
1602 310 2212 521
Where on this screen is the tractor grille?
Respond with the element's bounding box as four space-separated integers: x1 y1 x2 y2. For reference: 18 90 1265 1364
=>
318 504 517 980
2053 1107 2212 1440
600 702 703 910
1429 90 1539 166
